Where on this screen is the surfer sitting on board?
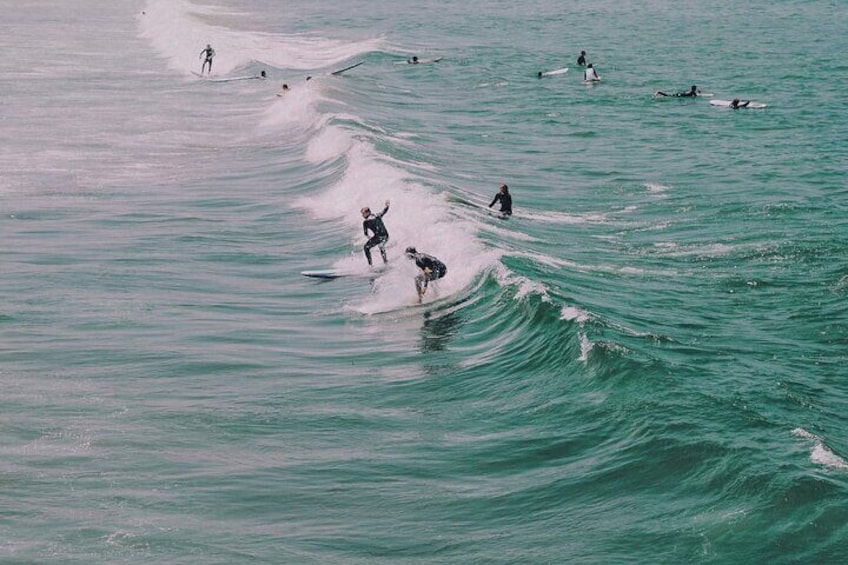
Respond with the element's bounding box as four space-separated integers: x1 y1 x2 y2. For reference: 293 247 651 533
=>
584 63 601 81
729 99 750 109
488 184 513 217
199 44 215 75
405 247 447 302
577 50 587 67
361 200 390 266
655 85 700 97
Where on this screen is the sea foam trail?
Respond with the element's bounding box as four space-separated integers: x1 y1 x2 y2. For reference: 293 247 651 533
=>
140 0 381 75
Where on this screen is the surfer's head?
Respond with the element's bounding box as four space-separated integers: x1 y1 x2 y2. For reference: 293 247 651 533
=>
360 207 371 218
405 246 417 258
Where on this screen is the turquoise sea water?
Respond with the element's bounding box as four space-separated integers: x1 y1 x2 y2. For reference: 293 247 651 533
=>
2 0 847 562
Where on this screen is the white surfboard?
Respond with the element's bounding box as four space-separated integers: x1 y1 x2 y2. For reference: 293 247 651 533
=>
538 67 568 78
397 57 443 65
710 99 767 109
192 72 265 83
207 75 265 83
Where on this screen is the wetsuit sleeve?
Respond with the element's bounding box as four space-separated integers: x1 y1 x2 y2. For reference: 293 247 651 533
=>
376 205 389 219
363 220 368 236
489 194 499 208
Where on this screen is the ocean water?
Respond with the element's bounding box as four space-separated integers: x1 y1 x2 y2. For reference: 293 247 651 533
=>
2 0 847 562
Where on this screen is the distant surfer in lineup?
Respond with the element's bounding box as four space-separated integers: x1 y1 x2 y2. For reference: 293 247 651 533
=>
199 44 215 75
584 63 601 82
405 247 447 302
277 84 290 97
408 56 420 64
577 50 587 67
730 98 750 109
361 200 390 266
488 183 513 217
655 85 701 97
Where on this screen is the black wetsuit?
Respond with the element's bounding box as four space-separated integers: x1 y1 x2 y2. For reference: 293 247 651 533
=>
656 89 698 97
363 205 389 265
412 253 447 295
489 192 513 216
577 54 586 66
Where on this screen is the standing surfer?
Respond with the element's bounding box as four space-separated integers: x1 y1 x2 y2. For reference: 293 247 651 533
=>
361 200 390 266
199 44 215 75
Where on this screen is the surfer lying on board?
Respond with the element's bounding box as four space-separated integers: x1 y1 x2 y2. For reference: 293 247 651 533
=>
408 56 419 64
729 99 750 109
361 200 390 266
655 85 701 97
488 183 513 217
199 44 215 75
584 64 601 81
405 247 447 302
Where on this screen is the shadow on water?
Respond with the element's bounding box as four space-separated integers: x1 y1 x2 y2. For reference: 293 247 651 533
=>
420 309 464 354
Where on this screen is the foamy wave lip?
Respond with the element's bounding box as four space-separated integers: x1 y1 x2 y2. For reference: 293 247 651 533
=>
792 428 848 470
560 305 589 324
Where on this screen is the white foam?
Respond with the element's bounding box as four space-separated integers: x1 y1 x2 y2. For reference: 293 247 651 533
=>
140 0 382 76
792 428 847 470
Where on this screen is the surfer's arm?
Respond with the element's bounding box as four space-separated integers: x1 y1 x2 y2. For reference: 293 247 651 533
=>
377 201 390 218
488 194 499 208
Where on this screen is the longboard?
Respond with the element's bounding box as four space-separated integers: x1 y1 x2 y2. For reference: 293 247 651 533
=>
396 57 443 65
191 71 264 82
710 99 767 109
538 67 568 78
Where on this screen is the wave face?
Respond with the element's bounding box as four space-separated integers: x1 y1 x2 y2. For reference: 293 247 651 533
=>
1 0 846 562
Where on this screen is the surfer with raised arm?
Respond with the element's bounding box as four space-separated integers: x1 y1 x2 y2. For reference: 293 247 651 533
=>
199 44 215 75
361 200 390 266
488 183 513 217
405 247 447 302
655 84 701 97
729 99 750 109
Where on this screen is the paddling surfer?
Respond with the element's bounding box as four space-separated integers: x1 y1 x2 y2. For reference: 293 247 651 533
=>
655 85 701 97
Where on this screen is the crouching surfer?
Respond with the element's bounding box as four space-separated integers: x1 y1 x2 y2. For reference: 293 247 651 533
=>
405 247 447 302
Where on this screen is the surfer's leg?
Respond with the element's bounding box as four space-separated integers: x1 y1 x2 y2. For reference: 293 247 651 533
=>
378 237 387 263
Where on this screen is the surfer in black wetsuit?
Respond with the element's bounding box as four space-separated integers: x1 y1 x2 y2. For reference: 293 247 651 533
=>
488 183 513 217
361 200 390 266
729 98 750 109
577 50 587 67
405 247 447 302
199 44 215 75
655 85 700 97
